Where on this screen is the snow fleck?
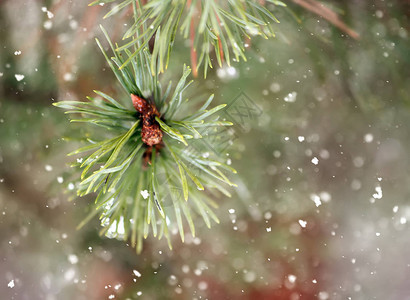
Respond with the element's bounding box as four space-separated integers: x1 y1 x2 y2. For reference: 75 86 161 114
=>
133 270 142 277
44 20 53 30
198 281 208 290
311 157 319 165
393 206 398 213
376 232 381 237
351 258 356 264
15 74 25 81
194 268 202 276
45 164 53 171
376 10 384 18
364 133 374 143
168 274 178 285
298 219 307 228
266 227 272 232
140 190 149 199
69 20 78 30
64 268 75 281
227 66 237 77
298 136 305 142
310 194 322 207
68 183 75 190
289 223 301 235
8 280 15 288
57 176 64 183
68 254 78 264
14 51 21 56
137 291 142 296
351 179 362 191
108 295 115 299
400 217 407 225
319 149 330 159
373 186 383 199
284 91 297 102
228 208 235 214
353 156 365 168
182 265 190 273
63 73 74 82
270 82 281 93
288 274 297 283
319 191 332 202
244 271 256 283
318 291 329 300
47 11 54 19
217 66 239 80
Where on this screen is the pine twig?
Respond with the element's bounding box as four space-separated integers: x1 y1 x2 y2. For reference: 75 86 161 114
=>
55 26 235 252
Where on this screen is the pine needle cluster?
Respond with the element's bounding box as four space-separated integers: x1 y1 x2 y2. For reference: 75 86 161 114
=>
55 25 236 252
90 0 285 76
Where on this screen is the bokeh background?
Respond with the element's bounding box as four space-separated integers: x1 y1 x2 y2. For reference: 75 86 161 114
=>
1 0 410 299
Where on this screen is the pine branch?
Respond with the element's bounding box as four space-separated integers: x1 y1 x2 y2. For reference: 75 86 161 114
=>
54 26 235 252
90 0 285 76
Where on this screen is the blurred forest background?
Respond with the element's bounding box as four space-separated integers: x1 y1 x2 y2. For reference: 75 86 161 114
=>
1 0 410 299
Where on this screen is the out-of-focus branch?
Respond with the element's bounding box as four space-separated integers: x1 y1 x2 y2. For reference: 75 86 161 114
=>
291 0 360 39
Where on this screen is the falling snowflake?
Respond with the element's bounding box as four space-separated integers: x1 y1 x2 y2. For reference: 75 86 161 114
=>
298 219 307 228
8 280 15 288
15 74 25 81
284 92 297 102
373 186 383 199
140 190 149 199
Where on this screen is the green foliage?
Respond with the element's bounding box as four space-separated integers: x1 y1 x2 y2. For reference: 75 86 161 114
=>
54 27 235 252
90 0 285 76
